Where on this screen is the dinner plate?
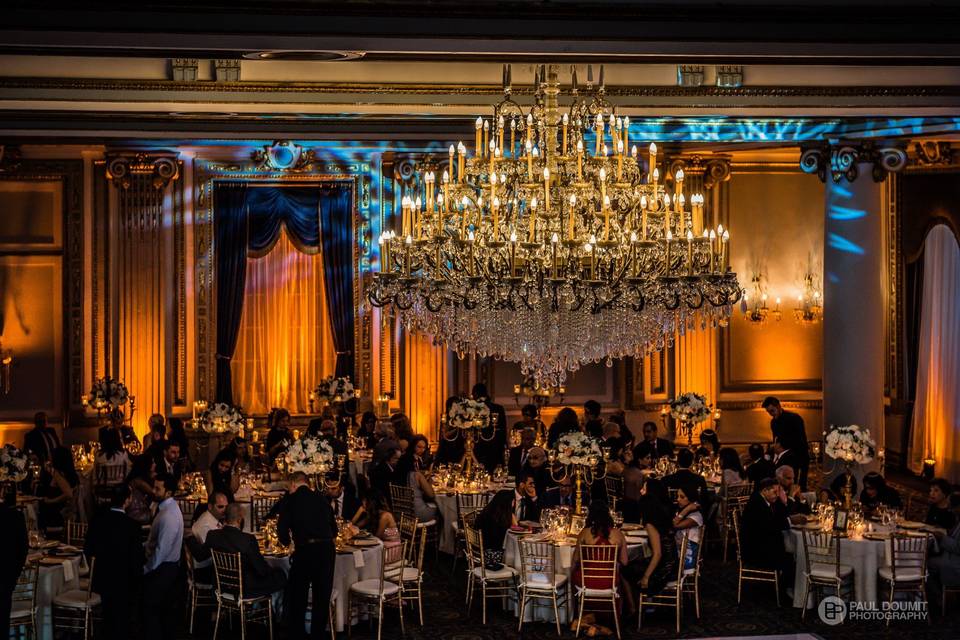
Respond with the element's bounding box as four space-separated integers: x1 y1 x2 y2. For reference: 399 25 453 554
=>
899 520 926 530
352 538 380 547
620 524 643 532
862 532 890 541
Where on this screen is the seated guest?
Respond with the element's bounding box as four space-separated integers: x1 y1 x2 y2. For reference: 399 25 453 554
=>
315 418 348 457
390 412 415 445
206 503 286 598
542 474 577 509
225 436 255 474
369 445 402 497
355 411 378 450
84 485 144 640
406 434 433 471
584 399 604 439
265 408 292 461
745 443 775 485
206 449 240 503
547 407 581 449
633 421 674 461
98 408 139 450
521 446 551 497
514 469 542 522
859 472 902 511
770 437 800 477
37 446 79 531
154 440 184 487
927 478 957 531
125 454 158 525
352 490 400 551
719 447 747 486
662 448 708 504
474 490 516 568
507 428 536 477
740 478 792 584
166 418 192 468
1 484 28 636
601 421 625 460
192 492 229 544
399 445 438 523
142 413 167 455
96 428 132 485
372 421 401 465
512 404 546 441
608 409 635 452
695 429 721 461
672 483 704 570
619 447 646 523
23 411 61 462
325 481 361 521
775 465 812 519
930 498 960 596
571 499 631 626
632 478 677 596
829 471 858 503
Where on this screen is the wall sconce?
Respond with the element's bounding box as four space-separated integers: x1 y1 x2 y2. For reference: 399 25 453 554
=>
922 457 936 481
794 273 823 325
0 340 13 395
741 274 780 326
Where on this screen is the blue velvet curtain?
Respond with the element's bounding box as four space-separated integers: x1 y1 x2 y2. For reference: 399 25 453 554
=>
213 183 354 403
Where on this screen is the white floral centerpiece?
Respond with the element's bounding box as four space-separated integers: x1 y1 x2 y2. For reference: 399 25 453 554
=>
85 376 129 412
824 424 876 465
447 397 491 429
283 436 335 475
200 402 245 434
313 376 356 403
669 392 712 424
0 444 28 483
555 432 603 466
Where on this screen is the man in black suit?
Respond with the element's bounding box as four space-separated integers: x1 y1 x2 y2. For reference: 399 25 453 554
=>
206 503 286 598
633 421 674 461
84 485 144 640
662 448 708 503
155 440 184 487
471 383 508 473
507 428 536 477
98 409 138 449
317 418 349 457
583 400 604 440
324 481 361 521
369 445 402 497
739 478 793 588
23 411 61 462
775 465 812 518
514 470 542 523
542 475 579 509
278 472 338 640
745 443 776 486
763 396 810 490
0 487 28 635
522 447 552 497
771 438 801 478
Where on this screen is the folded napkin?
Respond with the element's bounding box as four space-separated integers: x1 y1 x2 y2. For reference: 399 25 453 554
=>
353 550 365 568
62 558 75 582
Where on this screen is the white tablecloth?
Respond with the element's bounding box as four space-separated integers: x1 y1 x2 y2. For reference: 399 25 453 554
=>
349 454 372 488
787 528 886 608
436 494 459 554
503 531 649 624
266 539 382 632
33 556 82 640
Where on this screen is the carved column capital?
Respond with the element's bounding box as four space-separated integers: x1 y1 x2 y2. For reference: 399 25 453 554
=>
668 155 731 189
106 152 180 190
799 142 906 183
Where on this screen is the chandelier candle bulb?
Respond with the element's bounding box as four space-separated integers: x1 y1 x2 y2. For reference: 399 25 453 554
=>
665 229 673 276
404 234 412 275
543 167 551 211
448 144 454 177
617 140 624 180
498 115 504 151
686 230 694 276
623 116 630 152
595 114 603 155
526 113 533 146
483 119 490 157
526 139 533 179
468 229 476 276
475 117 483 155
568 194 576 240
576 140 584 180
510 118 516 157
648 143 658 180
603 195 611 241
551 232 559 276
721 230 730 272
509 230 517 274
458 142 466 182
562 113 569 155
640 195 648 240
528 197 538 242
663 193 671 237
415 195 423 239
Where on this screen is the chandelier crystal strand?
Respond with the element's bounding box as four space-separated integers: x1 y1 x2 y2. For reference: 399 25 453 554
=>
368 64 742 385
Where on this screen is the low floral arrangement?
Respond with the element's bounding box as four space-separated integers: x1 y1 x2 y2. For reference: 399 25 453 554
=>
824 424 875 465
669 392 712 424
0 444 28 483
314 376 356 403
200 402 245 434
283 436 335 475
556 432 603 466
447 397 491 429
86 376 129 411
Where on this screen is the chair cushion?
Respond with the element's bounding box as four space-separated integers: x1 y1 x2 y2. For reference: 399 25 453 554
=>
577 587 617 597
350 579 400 597
385 567 421 582
522 573 568 589
53 590 101 608
216 592 271 604
416 520 437 528
10 601 33 619
879 566 926 582
809 563 853 579
473 566 517 581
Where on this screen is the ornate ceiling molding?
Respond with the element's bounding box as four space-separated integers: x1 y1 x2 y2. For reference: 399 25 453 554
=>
799 143 908 183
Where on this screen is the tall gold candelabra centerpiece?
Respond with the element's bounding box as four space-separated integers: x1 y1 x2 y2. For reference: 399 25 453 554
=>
667 392 713 446
548 431 608 514
278 435 347 490
368 63 741 388
823 424 877 510
443 397 497 476
309 376 361 413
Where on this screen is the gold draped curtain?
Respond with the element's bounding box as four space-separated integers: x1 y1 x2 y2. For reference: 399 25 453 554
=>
232 229 335 414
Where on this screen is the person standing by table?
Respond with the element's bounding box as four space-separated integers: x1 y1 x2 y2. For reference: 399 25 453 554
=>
762 396 810 490
277 471 338 640
142 473 183 640
0 486 28 634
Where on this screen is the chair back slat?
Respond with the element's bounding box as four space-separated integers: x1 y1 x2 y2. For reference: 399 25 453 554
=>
211 550 245 600
674 534 689 583
397 513 421 568
176 497 202 529
578 544 618 590
13 562 40 610
731 510 744 563
519 540 558 588
463 524 486 576
604 476 624 502
66 520 87 546
889 534 929 581
389 483 416 519
96 463 127 486
802 530 840 577
251 495 280 533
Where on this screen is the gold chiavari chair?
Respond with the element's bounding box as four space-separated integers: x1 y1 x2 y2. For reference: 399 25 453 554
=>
65 519 91 589
211 550 274 640
453 493 491 575
518 539 570 636
389 514 427 624
176 497 202 530
720 482 753 563
9 561 39 640
463 524 518 624
52 558 99 640
347 541 406 640
732 510 780 606
184 544 215 635
94 464 128 506
390 483 439 560
250 495 280 533
604 476 623 512
798 530 853 620
639 533 693 633
574 544 620 640
880 533 931 626
680 525 706 619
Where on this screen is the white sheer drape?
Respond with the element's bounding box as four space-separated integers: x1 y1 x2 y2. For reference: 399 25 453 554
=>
910 224 960 482
232 229 336 414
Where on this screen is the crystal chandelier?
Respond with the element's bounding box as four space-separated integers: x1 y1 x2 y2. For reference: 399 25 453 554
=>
368 64 742 385
793 273 823 325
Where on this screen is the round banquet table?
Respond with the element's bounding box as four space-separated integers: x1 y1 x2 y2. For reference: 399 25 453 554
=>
502 529 650 624
786 526 887 608
265 538 383 632
31 553 82 640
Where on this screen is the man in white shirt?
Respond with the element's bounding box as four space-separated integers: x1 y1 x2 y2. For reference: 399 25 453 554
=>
142 474 183 640
192 492 228 544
